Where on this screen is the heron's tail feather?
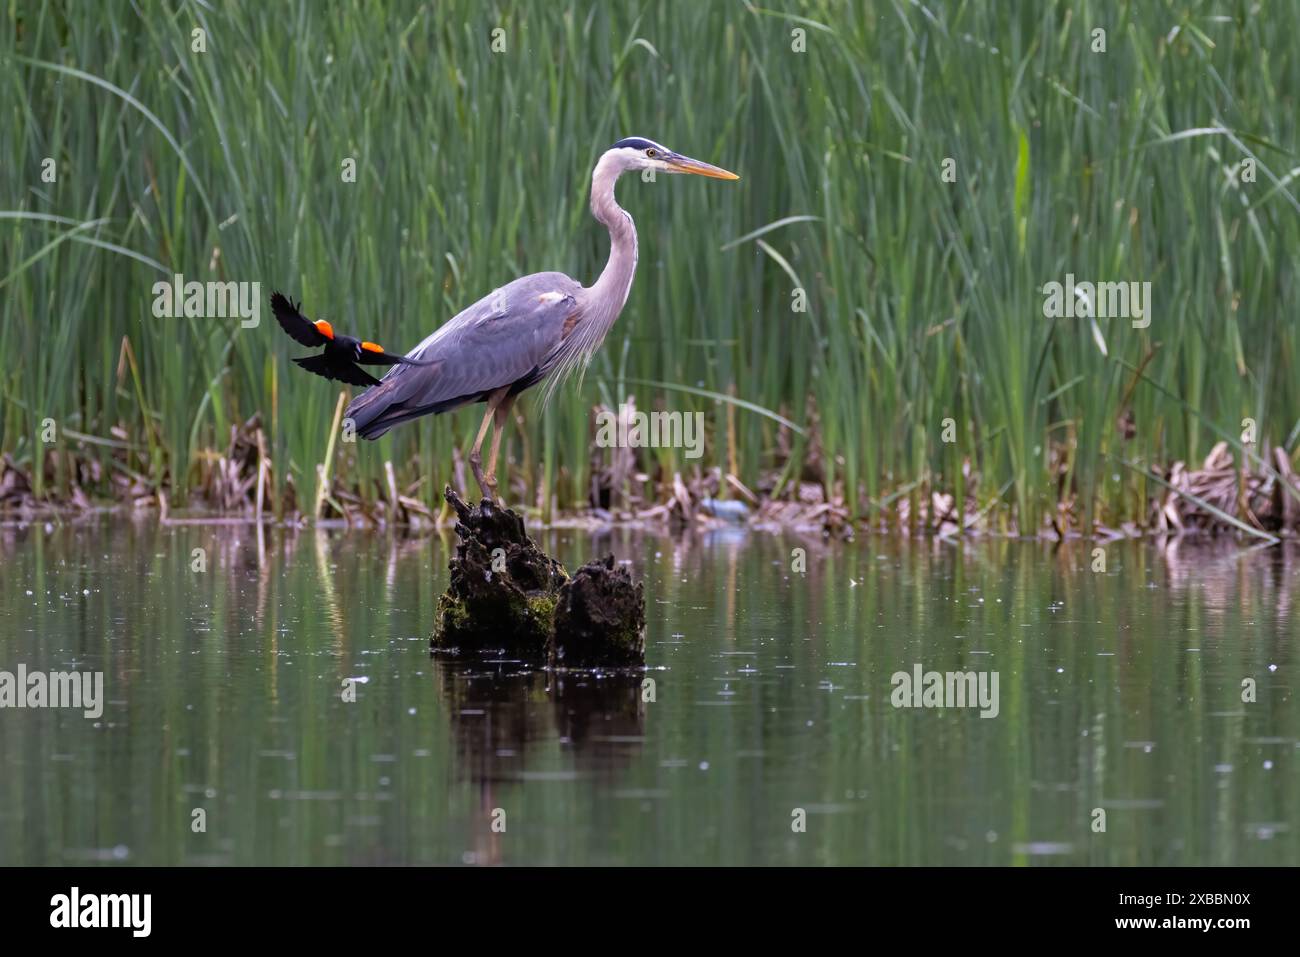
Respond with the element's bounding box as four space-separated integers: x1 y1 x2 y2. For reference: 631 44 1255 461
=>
346 377 477 440
344 381 449 439
345 379 405 440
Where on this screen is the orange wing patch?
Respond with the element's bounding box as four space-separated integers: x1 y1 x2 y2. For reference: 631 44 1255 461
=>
314 319 335 340
361 341 385 353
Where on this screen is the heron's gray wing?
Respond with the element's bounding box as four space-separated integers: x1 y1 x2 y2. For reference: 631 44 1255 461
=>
345 272 581 437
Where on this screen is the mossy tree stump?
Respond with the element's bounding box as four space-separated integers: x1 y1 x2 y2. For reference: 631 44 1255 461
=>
433 487 645 666
552 555 645 666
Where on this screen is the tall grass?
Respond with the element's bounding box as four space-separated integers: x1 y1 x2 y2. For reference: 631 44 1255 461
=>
2 0 1298 529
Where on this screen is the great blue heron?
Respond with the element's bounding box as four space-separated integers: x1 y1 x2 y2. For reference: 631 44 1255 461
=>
343 136 738 502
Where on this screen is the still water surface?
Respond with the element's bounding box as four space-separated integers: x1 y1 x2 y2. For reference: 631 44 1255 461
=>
0 521 1295 865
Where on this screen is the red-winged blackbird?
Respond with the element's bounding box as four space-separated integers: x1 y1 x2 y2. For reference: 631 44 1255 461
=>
270 292 432 387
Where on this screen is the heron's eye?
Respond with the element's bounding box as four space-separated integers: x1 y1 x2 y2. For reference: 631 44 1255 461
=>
646 148 658 158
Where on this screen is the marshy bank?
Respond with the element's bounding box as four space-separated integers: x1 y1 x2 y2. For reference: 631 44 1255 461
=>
4 410 1300 544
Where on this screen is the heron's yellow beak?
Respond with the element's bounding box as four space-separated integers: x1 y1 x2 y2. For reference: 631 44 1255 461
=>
666 155 740 180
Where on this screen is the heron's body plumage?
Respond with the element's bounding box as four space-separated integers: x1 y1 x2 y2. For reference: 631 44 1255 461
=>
346 272 583 437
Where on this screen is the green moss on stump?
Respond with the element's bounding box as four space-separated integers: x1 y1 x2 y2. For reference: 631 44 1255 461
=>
431 486 645 667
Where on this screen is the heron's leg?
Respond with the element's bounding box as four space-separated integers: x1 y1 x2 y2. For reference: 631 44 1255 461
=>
468 387 510 502
484 393 516 501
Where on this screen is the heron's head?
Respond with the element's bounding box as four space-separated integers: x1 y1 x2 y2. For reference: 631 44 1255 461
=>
605 136 740 180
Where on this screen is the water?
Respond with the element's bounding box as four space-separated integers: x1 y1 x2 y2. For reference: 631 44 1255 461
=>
0 521 1296 865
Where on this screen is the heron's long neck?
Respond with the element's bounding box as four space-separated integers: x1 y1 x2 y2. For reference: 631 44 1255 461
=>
587 153 638 324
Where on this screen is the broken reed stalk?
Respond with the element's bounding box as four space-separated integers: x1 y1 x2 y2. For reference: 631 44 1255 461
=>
255 427 267 523
314 391 348 520
384 460 399 520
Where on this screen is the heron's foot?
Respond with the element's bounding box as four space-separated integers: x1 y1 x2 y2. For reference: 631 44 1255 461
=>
483 470 503 506
468 452 493 504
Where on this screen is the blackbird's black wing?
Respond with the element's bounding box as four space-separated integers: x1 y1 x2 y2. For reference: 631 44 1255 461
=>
293 354 382 387
273 290 432 375
271 292 329 347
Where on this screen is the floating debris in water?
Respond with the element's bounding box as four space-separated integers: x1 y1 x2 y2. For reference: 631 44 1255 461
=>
63 845 130 862
1012 842 1074 856
699 497 750 522
1247 823 1288 840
